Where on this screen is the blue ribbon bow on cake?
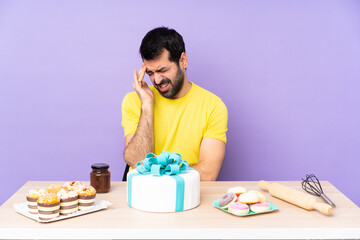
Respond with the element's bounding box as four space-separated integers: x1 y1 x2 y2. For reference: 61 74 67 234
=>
136 151 189 176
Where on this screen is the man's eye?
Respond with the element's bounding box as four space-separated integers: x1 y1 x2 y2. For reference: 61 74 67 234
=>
147 72 153 76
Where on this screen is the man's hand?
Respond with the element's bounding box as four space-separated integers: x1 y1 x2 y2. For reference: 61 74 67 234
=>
133 63 153 105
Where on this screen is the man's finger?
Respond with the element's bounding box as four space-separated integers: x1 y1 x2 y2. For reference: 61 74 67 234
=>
133 69 140 87
138 65 146 83
137 65 146 81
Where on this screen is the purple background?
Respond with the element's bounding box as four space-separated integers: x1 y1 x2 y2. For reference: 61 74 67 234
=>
1 0 359 207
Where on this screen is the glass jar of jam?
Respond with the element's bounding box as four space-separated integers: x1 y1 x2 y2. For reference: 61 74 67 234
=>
90 163 110 193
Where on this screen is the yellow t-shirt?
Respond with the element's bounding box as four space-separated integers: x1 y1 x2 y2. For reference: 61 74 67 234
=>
121 82 228 165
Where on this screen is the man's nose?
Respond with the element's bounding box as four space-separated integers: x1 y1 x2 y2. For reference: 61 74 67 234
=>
154 73 162 85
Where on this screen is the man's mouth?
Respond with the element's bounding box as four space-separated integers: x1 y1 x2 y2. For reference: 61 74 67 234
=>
157 82 170 92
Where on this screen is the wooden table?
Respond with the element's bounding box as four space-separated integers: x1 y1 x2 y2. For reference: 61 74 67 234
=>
0 181 359 239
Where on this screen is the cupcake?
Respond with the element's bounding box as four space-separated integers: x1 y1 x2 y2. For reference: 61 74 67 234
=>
64 181 86 191
26 189 48 214
57 189 78 215
77 186 96 210
37 194 60 220
46 184 63 194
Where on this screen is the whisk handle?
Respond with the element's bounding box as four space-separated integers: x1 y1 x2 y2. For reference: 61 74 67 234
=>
320 193 336 208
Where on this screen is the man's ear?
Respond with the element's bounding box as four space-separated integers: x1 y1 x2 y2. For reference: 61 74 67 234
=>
179 52 188 70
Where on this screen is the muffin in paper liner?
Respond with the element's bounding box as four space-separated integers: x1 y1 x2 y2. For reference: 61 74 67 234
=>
37 194 61 221
57 189 79 215
77 186 96 210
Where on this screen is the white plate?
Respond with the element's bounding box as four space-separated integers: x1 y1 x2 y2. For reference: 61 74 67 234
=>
13 198 112 223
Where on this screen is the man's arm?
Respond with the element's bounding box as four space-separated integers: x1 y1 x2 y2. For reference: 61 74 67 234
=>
191 137 226 181
124 104 154 169
123 64 154 169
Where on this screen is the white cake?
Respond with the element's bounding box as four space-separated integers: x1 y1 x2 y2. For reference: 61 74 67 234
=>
127 168 200 212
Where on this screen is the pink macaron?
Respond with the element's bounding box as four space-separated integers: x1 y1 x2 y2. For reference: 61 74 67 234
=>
250 201 271 213
228 202 249 215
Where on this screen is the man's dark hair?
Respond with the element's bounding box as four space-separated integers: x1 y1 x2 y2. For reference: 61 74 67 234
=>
140 27 186 64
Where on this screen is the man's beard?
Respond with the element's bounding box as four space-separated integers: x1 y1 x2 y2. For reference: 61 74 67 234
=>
154 66 184 99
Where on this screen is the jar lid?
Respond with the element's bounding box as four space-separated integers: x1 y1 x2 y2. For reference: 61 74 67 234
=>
91 163 109 170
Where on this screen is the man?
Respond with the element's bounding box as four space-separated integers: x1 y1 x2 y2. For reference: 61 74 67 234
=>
122 27 228 180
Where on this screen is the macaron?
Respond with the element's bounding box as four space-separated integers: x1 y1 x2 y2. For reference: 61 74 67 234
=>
250 201 271 213
248 190 266 201
228 202 249 215
238 192 260 204
227 186 247 196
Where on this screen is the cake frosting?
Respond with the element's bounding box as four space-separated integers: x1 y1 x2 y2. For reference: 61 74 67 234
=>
27 189 48 198
47 184 63 194
127 151 200 212
64 181 86 191
57 188 78 199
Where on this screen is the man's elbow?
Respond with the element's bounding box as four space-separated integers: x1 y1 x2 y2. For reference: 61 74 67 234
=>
192 165 219 181
200 174 218 181
123 148 135 169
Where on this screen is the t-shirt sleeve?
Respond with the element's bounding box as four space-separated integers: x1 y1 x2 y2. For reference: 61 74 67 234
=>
121 93 141 137
203 99 228 143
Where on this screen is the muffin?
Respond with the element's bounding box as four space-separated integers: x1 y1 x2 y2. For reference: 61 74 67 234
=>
57 188 79 215
37 194 60 220
77 186 96 210
64 181 86 191
26 189 48 214
46 184 63 194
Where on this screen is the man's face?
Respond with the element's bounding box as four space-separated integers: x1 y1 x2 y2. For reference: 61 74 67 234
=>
144 50 185 99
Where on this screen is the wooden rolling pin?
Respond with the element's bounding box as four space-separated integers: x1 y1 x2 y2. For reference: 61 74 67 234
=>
258 180 333 215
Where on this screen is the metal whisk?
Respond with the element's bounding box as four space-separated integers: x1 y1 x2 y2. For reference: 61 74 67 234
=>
301 174 336 208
